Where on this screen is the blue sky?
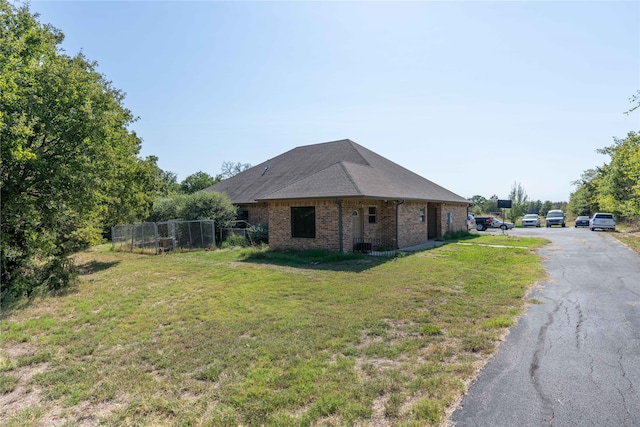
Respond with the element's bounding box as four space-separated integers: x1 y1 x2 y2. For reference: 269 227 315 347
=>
30 0 640 202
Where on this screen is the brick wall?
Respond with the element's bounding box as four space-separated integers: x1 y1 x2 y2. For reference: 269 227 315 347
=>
397 201 429 248
439 203 468 234
268 199 341 251
266 198 468 252
238 203 268 227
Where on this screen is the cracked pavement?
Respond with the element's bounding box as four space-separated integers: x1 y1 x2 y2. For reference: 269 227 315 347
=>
449 227 640 426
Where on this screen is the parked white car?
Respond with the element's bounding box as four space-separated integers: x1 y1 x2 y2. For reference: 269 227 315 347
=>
490 218 515 230
590 213 616 231
522 214 541 227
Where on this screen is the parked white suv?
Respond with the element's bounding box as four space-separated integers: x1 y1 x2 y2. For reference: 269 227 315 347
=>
590 213 616 231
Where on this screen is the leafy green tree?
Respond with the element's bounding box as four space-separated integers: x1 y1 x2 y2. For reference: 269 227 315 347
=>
0 2 155 298
180 171 220 194
148 191 236 228
539 201 553 217
147 194 188 222
595 132 640 218
180 192 237 225
144 155 180 196
527 200 542 215
468 195 487 215
507 182 529 222
485 195 499 214
567 169 601 217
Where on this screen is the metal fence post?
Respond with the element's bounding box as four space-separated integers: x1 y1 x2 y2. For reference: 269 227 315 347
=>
154 222 159 254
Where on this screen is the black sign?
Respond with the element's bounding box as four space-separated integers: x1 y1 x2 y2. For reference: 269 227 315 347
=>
498 199 512 209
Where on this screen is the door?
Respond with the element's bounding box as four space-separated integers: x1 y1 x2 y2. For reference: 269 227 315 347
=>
427 205 438 239
352 209 363 241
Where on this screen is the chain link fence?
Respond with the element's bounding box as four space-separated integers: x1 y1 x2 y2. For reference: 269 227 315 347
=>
112 220 216 254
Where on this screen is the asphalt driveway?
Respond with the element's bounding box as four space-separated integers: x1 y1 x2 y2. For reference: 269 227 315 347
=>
449 227 640 426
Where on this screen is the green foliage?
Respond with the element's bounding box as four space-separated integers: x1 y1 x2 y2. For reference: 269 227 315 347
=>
247 224 269 244
147 194 187 222
148 191 236 228
441 230 473 241
507 182 529 222
220 234 248 248
568 169 601 217
0 373 19 394
569 131 640 221
180 171 220 194
146 155 180 196
0 2 157 298
527 200 542 214
539 201 553 217
468 195 500 215
595 132 640 218
180 191 237 226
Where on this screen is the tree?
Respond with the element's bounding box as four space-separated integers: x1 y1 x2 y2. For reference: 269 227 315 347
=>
625 90 640 115
180 171 220 194
147 194 187 223
567 169 601 217
220 161 251 179
468 195 487 215
595 132 640 218
180 192 237 227
507 182 529 221
147 191 236 228
145 155 180 196
527 200 542 215
0 2 155 298
539 201 553 217
485 195 499 214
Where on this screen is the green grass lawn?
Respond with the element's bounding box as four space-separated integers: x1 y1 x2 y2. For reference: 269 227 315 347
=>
1 235 548 426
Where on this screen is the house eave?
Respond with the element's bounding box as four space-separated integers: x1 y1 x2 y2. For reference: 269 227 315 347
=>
254 195 470 204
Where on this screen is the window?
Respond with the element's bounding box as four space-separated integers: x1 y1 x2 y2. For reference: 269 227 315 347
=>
291 207 315 238
368 207 376 224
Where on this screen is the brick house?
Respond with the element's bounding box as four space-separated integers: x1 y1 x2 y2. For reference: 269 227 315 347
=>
206 139 469 253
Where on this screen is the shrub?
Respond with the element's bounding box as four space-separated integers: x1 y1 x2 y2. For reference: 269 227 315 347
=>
180 192 237 227
247 224 268 244
220 234 248 248
147 195 187 222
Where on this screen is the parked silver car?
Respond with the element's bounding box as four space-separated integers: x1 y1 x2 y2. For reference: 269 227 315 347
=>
522 214 541 227
590 213 616 231
490 218 515 230
467 214 476 230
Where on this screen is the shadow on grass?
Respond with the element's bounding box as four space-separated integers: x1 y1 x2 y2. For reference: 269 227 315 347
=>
77 260 120 276
438 232 484 243
241 249 393 273
236 232 483 273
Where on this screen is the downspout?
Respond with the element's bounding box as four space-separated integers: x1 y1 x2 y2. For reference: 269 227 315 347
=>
395 199 405 249
334 198 343 253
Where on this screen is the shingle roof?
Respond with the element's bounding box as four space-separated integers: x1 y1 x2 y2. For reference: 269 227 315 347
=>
205 139 469 204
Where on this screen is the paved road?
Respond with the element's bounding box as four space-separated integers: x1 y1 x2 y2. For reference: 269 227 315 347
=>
449 227 640 426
